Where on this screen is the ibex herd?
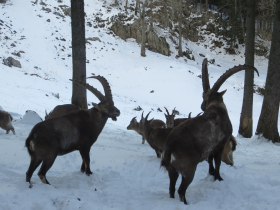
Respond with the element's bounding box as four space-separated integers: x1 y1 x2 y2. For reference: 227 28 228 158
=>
128 58 257 204
0 59 257 205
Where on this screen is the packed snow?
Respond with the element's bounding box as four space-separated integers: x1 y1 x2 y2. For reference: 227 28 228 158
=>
0 0 279 210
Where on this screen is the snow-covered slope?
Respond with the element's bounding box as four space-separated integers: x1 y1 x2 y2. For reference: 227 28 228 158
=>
0 0 279 210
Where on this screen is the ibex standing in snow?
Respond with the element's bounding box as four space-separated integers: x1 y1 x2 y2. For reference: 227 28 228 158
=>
127 112 165 144
161 59 258 204
164 106 236 166
25 75 120 187
0 110 15 134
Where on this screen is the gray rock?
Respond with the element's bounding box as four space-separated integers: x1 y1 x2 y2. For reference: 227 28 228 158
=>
3 57 22 68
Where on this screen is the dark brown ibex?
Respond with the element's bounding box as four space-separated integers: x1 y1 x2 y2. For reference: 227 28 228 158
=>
139 112 172 158
127 112 165 144
164 107 195 127
161 59 258 204
164 107 236 166
0 110 15 134
45 104 80 120
25 75 120 187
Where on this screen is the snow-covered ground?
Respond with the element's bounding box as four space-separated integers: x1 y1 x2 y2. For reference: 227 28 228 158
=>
0 0 279 209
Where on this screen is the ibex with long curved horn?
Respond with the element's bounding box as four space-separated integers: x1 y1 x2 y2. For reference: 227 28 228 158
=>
25 75 120 187
161 59 258 204
164 106 236 166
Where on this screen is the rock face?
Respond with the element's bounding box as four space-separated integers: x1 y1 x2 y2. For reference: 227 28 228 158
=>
111 19 171 56
3 57 22 68
0 0 7 3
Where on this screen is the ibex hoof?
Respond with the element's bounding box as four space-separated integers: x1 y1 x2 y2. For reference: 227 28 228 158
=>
86 170 93 176
179 195 188 205
214 175 223 181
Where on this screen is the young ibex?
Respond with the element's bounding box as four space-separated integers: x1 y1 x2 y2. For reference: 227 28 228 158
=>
0 110 15 134
141 112 172 158
161 59 258 204
45 104 80 120
164 107 236 166
25 75 120 187
127 112 165 144
164 107 193 127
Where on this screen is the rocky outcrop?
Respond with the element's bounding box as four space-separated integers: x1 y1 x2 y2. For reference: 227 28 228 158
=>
111 18 170 56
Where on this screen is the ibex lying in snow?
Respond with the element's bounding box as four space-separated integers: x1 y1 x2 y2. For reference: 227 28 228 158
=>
0 110 15 134
164 107 236 166
45 104 80 120
25 75 120 187
127 112 165 144
161 59 258 204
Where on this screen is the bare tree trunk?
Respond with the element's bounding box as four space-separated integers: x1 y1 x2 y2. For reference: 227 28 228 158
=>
135 0 140 16
140 0 147 57
177 0 183 57
71 0 87 109
256 0 280 142
238 0 256 138
125 0 128 13
205 0 209 13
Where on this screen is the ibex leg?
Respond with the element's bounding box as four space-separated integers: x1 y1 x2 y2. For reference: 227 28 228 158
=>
167 166 179 198
80 149 92 175
37 155 57 185
26 157 42 187
208 153 215 176
178 165 196 205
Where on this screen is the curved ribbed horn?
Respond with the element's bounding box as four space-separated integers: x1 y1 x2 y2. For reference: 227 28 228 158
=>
70 79 105 102
88 75 113 103
164 107 170 116
172 107 177 115
211 65 259 94
145 111 151 121
141 111 144 121
202 58 210 93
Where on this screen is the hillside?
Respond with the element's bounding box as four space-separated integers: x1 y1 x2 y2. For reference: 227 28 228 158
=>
0 0 279 210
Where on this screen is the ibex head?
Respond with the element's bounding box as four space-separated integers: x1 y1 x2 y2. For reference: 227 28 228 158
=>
164 107 177 128
127 117 138 130
201 58 259 111
77 75 120 121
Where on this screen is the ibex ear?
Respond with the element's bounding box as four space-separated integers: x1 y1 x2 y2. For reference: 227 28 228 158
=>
92 102 98 107
219 90 227 96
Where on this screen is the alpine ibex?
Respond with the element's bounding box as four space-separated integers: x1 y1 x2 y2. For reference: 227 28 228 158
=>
138 112 172 158
164 107 236 166
45 104 80 120
127 112 165 144
161 59 258 204
164 107 193 127
25 75 120 187
0 110 15 134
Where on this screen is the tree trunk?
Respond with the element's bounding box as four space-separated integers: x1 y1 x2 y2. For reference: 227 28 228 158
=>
256 0 280 142
140 0 147 57
125 0 128 13
205 0 209 14
135 0 140 16
238 0 256 138
177 0 183 57
71 0 87 109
